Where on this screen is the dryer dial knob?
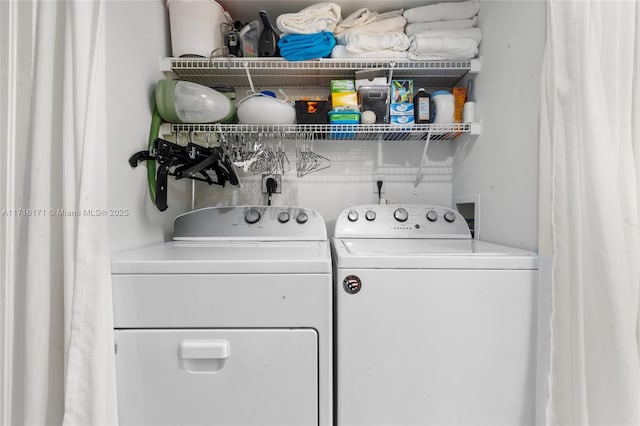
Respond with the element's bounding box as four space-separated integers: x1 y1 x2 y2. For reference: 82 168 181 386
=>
244 208 261 224
296 211 309 224
365 210 376 221
426 210 438 222
347 210 359 222
278 211 290 223
394 208 409 222
444 211 456 223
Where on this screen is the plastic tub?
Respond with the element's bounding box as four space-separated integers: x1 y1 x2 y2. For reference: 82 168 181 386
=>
167 0 230 58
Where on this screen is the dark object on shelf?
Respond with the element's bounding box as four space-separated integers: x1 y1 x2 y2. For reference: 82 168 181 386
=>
358 86 390 124
129 138 239 211
258 10 279 57
295 100 330 124
414 88 431 124
226 27 240 56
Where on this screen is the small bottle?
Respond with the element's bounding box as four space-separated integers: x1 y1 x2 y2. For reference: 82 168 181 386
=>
414 88 431 123
463 79 476 123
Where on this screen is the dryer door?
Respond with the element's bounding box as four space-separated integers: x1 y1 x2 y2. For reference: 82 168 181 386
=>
115 328 318 426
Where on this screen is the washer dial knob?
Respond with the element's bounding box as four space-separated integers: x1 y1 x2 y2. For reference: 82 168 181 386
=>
393 208 409 222
244 209 261 224
426 210 438 222
444 211 456 223
278 211 290 223
296 211 309 224
365 210 376 221
347 210 359 222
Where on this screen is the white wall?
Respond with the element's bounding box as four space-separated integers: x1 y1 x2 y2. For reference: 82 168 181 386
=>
453 0 546 250
106 0 545 247
195 142 454 236
218 0 450 24
106 0 190 252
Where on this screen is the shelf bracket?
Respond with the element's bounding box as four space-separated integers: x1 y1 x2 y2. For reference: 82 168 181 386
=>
413 129 432 189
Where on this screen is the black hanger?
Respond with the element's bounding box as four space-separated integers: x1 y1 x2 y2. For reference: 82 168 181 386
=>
129 138 240 212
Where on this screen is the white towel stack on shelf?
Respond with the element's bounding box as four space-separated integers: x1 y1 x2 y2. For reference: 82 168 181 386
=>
403 0 481 60
330 9 410 59
276 2 342 34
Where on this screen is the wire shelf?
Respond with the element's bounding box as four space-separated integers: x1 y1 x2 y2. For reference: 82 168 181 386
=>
165 57 480 89
169 123 474 142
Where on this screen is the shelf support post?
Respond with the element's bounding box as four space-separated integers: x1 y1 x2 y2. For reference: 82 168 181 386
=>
243 61 256 93
388 61 396 84
413 129 432 188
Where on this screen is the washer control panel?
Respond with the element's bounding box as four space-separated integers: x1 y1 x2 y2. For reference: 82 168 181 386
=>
174 206 327 241
335 204 471 239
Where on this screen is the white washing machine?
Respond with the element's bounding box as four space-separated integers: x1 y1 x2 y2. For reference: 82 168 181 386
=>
332 204 539 426
111 206 332 426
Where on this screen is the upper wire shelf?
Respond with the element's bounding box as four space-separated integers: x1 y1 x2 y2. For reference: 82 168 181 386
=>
162 57 481 89
169 123 480 142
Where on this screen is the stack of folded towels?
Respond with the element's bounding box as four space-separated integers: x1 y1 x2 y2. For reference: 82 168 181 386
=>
330 9 409 59
274 0 481 61
276 2 339 61
403 0 481 59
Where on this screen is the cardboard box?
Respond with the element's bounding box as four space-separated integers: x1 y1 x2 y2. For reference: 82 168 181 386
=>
390 80 414 120
331 80 358 108
390 80 413 104
390 103 414 116
390 115 415 125
329 107 360 139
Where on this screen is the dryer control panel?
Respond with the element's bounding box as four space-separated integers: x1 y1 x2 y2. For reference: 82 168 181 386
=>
173 206 327 241
334 204 471 239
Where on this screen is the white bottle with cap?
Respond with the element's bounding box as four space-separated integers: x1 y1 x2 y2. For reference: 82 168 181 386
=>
463 79 476 123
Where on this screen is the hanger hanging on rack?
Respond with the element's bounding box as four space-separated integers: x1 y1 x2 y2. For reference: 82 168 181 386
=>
129 137 239 211
296 136 331 178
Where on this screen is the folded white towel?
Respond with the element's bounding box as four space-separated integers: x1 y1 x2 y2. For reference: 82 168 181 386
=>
334 8 377 33
345 31 410 52
408 37 478 59
334 8 404 34
331 44 408 59
403 0 480 24
411 28 482 45
276 2 342 35
405 17 477 35
336 15 407 44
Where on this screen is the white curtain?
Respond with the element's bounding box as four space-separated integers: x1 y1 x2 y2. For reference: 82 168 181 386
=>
5 0 117 424
539 1 640 424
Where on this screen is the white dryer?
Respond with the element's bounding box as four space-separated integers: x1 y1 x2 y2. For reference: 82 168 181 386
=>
111 206 332 426
332 204 539 426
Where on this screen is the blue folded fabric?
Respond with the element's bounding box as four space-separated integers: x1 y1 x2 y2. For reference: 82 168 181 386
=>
278 32 337 61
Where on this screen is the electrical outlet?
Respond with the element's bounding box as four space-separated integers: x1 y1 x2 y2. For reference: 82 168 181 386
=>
261 174 282 194
373 174 385 194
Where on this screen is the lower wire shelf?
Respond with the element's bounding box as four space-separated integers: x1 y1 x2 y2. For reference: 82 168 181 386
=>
169 122 481 142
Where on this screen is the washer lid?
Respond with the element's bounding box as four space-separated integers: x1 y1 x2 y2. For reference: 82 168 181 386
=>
332 238 538 270
112 240 331 274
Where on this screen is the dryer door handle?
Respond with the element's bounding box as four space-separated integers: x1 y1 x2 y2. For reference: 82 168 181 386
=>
180 340 230 360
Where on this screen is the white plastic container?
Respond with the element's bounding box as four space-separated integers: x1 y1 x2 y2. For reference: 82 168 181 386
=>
237 94 296 125
167 0 230 58
430 90 455 123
